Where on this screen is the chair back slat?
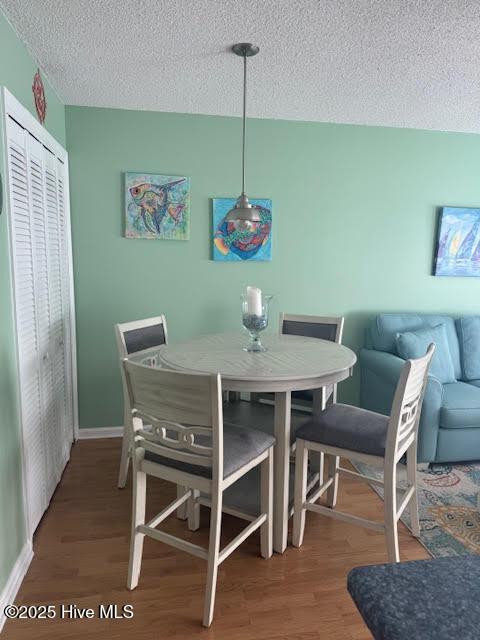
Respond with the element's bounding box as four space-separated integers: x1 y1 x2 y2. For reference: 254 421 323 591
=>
280 313 344 344
386 343 435 461
138 419 212 458
123 360 222 473
139 419 213 454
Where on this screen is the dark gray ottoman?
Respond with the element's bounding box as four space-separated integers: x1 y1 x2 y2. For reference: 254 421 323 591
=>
348 556 480 640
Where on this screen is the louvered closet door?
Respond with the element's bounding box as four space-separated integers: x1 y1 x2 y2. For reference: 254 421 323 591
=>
44 150 69 487
29 134 61 502
6 106 75 535
6 118 47 532
56 159 74 463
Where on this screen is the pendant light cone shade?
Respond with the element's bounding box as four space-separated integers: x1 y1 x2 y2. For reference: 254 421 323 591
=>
225 43 261 231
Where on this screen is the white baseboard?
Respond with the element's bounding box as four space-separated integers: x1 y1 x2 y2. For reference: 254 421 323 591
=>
0 541 33 632
77 426 123 439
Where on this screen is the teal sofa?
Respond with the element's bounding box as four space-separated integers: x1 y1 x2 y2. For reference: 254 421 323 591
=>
360 314 480 463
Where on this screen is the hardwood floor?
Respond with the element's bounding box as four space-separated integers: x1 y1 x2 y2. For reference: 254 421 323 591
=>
4 437 428 640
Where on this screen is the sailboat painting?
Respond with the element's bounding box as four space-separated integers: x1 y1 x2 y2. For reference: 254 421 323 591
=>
435 207 480 276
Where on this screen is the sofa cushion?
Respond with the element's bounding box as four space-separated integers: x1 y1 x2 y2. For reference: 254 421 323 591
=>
456 317 480 381
369 314 461 379
396 324 456 383
440 382 480 429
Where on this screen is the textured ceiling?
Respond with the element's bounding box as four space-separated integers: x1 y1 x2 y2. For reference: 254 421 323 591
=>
2 0 480 132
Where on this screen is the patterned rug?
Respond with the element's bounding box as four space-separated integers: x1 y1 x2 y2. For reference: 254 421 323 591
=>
354 462 480 557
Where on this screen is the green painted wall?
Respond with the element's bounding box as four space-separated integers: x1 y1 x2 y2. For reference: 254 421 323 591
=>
0 10 65 592
66 105 480 430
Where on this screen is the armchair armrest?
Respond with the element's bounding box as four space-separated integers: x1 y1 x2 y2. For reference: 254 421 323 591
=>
360 348 405 385
359 349 405 416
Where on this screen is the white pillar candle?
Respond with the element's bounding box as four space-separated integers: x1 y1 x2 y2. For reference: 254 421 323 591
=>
246 286 262 316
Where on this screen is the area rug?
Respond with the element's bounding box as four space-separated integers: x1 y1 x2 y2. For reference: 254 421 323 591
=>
353 462 480 557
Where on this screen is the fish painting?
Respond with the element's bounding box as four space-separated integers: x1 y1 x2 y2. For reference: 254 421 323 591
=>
434 207 480 277
212 198 272 262
125 173 190 240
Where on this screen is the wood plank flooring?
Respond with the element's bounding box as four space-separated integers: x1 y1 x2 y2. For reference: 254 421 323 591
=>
4 437 428 640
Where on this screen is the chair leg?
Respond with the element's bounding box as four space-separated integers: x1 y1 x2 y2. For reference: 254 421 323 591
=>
319 452 324 486
292 439 308 548
118 425 130 488
309 451 324 487
384 462 400 563
176 486 188 520
127 467 146 589
188 489 201 531
406 444 421 538
310 389 325 491
260 448 273 559
325 454 340 508
203 491 223 627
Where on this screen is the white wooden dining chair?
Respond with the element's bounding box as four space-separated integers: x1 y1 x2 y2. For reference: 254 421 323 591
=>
281 314 345 495
283 314 345 468
122 359 274 627
280 313 345 411
292 344 435 563
115 316 168 489
247 313 345 499
252 313 344 412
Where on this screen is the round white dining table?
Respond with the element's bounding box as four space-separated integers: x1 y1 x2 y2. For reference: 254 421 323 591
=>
135 331 357 553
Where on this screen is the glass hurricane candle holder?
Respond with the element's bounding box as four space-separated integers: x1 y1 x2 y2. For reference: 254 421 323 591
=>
241 293 273 352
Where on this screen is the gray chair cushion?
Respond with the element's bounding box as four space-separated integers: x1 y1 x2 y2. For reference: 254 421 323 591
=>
295 403 389 457
282 319 337 341
144 424 275 480
282 321 338 407
124 323 166 354
348 556 480 640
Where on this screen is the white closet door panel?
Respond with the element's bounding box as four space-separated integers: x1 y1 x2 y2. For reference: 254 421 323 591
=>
44 150 68 478
56 159 73 459
27 133 59 498
6 117 47 532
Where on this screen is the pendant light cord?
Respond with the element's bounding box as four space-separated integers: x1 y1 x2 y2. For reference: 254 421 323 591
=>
242 53 247 195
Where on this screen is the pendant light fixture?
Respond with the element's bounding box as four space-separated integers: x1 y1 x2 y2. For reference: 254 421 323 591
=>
225 42 261 231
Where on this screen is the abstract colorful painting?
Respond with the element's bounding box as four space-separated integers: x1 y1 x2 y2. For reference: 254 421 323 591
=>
434 207 480 277
212 198 272 261
125 172 190 240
